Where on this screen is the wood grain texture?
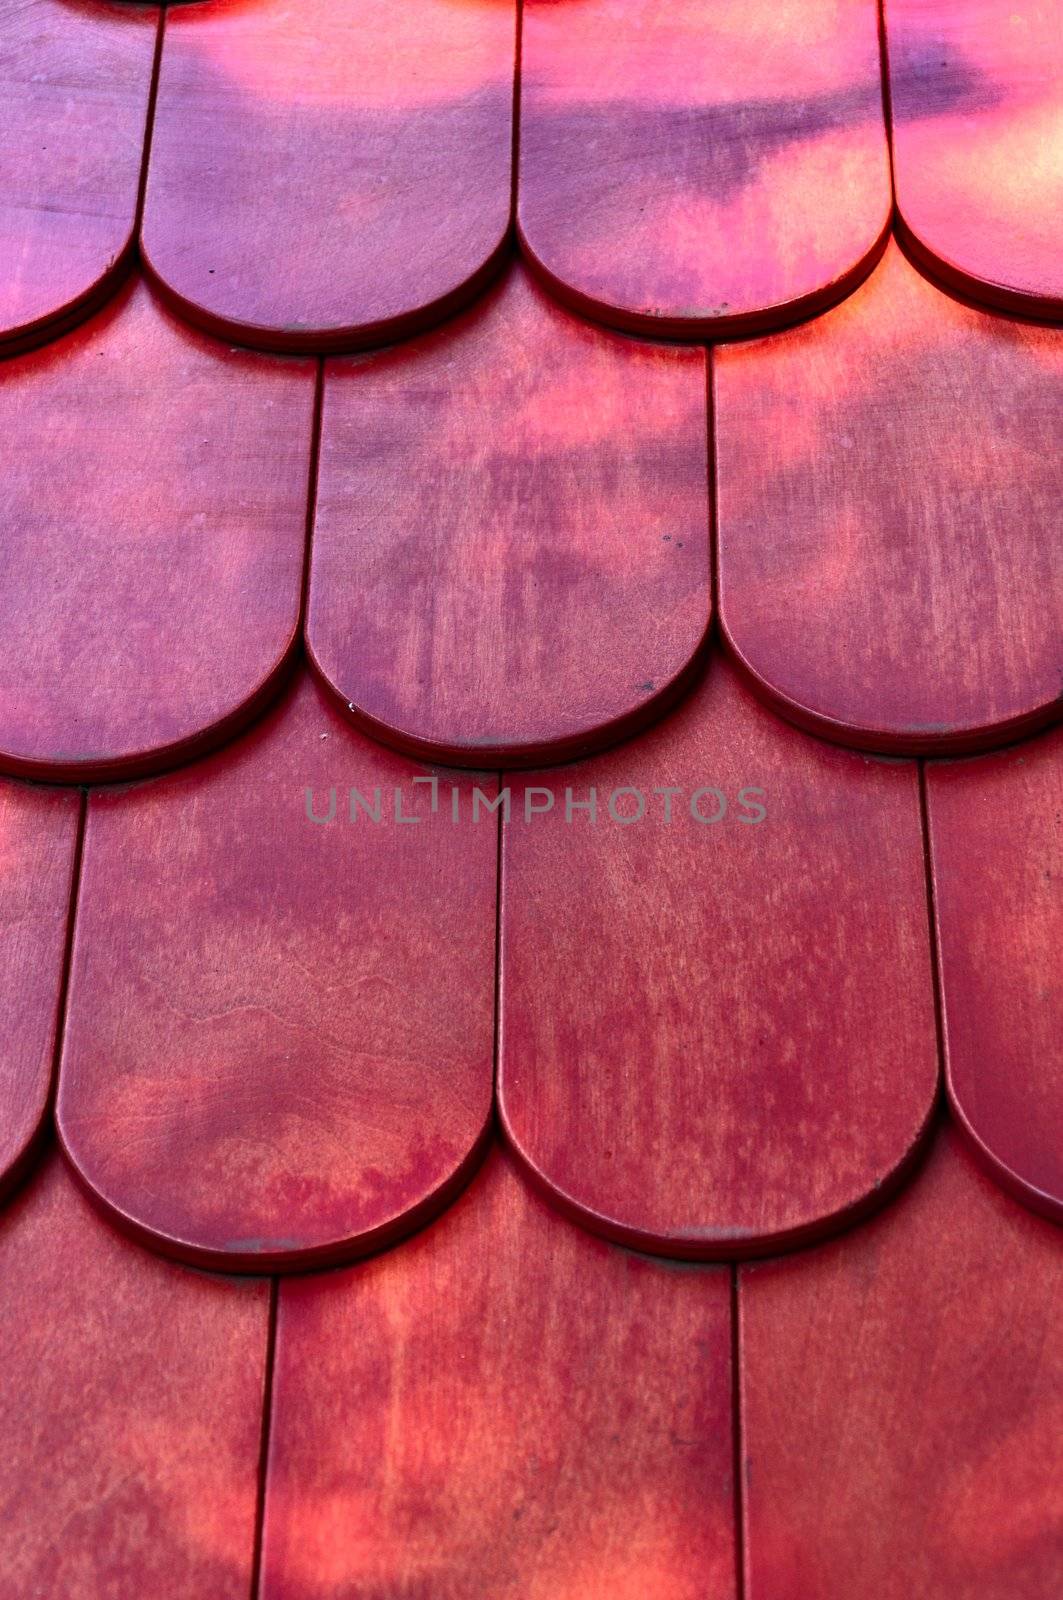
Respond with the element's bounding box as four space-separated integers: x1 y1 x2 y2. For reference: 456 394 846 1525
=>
0 277 315 784
262 1143 736 1600
927 724 1063 1221
307 262 710 767
0 0 157 354
0 1149 267 1600
517 0 892 338
499 651 939 1259
57 668 497 1273
886 0 1063 318
716 241 1063 757
740 1121 1063 1600
141 0 516 353
0 780 79 1199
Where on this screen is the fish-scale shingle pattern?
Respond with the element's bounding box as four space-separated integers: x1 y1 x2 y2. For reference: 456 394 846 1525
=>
0 2 1060 1596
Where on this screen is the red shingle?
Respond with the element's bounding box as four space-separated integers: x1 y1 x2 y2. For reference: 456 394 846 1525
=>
715 240 1063 755
0 1151 268 1598
887 0 1063 318
262 1143 736 1600
141 0 516 351
740 1121 1063 1599
928 724 1063 1221
0 0 156 353
499 652 939 1257
308 262 710 766
57 669 497 1271
0 278 314 782
519 0 892 336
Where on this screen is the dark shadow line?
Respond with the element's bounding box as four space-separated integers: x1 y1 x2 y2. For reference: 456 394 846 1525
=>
134 5 167 236
705 344 721 635
491 772 505 1111
875 0 900 212
21 787 89 1204
297 358 326 638
511 0 525 227
917 760 949 1109
730 1263 747 1600
249 1275 280 1600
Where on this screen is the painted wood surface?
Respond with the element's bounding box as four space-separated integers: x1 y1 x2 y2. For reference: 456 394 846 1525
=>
262 1144 735 1600
887 0 1063 318
57 669 497 1272
716 241 1063 757
308 263 710 767
0 0 157 354
0 1150 267 1599
518 0 891 337
740 1122 1063 1599
927 724 1063 1221
0 781 79 1198
142 0 516 352
0 277 315 784
499 651 939 1259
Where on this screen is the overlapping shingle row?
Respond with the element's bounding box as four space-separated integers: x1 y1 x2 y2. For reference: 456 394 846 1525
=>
4 1125 1060 1596
3 250 1059 779
5 0 1062 355
0 1 1060 1595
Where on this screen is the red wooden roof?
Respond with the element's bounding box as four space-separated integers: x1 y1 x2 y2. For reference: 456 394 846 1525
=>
1 2 1060 1595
